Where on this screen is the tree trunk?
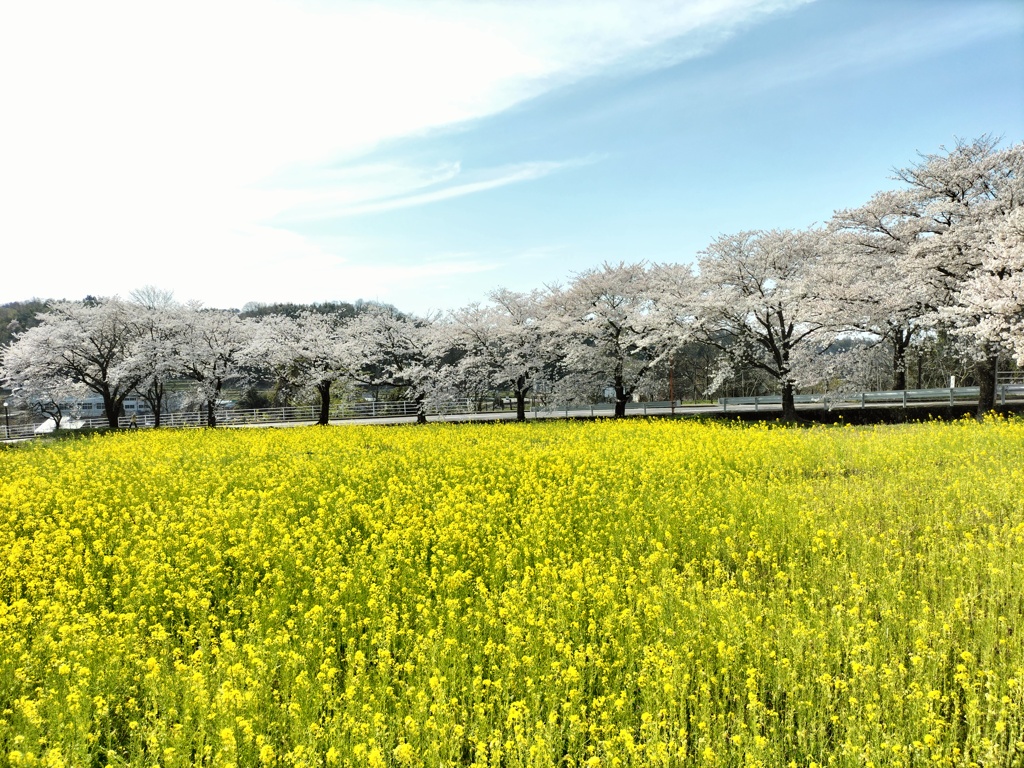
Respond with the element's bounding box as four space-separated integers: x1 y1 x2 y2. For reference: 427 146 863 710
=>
40 403 63 431
975 354 998 418
152 384 164 428
892 329 911 391
101 388 120 429
415 394 427 425
780 379 797 421
514 375 529 422
893 339 907 391
141 384 165 428
614 376 628 418
206 379 224 427
316 381 331 426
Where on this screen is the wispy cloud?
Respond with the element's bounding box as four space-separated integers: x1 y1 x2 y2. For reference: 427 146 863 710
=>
695 3 1022 98
293 157 601 219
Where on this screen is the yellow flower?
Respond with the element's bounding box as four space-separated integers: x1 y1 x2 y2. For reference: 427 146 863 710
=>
393 742 414 765
258 744 275 765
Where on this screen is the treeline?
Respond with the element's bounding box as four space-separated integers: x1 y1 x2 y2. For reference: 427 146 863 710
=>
2 136 1021 427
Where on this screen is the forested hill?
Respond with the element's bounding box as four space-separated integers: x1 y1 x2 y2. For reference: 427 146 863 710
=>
239 299 396 320
0 300 48 347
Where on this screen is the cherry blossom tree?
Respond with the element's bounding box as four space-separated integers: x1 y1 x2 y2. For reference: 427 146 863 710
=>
942 206 1024 370
647 262 698 349
694 228 829 420
895 136 1024 413
170 305 252 427
544 262 663 417
642 261 707 401
129 285 177 310
446 289 549 421
247 312 348 425
124 301 183 427
2 365 87 430
340 304 442 424
827 189 938 390
0 298 146 428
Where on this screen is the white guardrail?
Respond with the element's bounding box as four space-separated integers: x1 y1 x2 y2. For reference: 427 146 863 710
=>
86 399 488 430
718 384 1024 412
2 399 519 440
1 399 687 439
3 383 1023 441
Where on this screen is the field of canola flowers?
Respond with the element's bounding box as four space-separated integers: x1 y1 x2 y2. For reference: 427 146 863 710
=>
1 418 1024 768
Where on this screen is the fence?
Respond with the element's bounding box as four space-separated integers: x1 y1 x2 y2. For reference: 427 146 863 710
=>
2 398 505 439
95 399 493 429
5 384 1024 442
530 401 676 418
718 383 1024 412
1 421 43 441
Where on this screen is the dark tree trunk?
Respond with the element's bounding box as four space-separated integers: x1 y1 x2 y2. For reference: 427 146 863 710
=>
415 394 427 424
975 354 998 418
152 384 164 428
141 383 165 428
892 328 913 390
893 369 906 391
780 379 797 421
514 375 530 422
614 376 628 418
37 402 63 430
101 387 121 429
316 380 331 426
893 343 907 391
771 340 797 420
206 379 224 427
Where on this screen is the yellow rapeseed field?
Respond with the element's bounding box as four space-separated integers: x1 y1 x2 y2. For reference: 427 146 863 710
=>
1 418 1023 767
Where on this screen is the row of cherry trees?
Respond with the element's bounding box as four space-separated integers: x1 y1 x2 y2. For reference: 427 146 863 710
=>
2 136 1022 425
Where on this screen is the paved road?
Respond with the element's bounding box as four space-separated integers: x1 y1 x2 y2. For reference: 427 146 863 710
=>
329 398 1009 426
6 396 1020 443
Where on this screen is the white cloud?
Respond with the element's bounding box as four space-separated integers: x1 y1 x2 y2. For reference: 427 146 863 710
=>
0 0 812 307
283 157 600 220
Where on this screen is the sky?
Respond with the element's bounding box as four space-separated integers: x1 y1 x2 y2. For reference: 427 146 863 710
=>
1 0 1022 316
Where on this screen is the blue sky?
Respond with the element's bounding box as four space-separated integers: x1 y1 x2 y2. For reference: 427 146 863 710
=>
1 0 1021 314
